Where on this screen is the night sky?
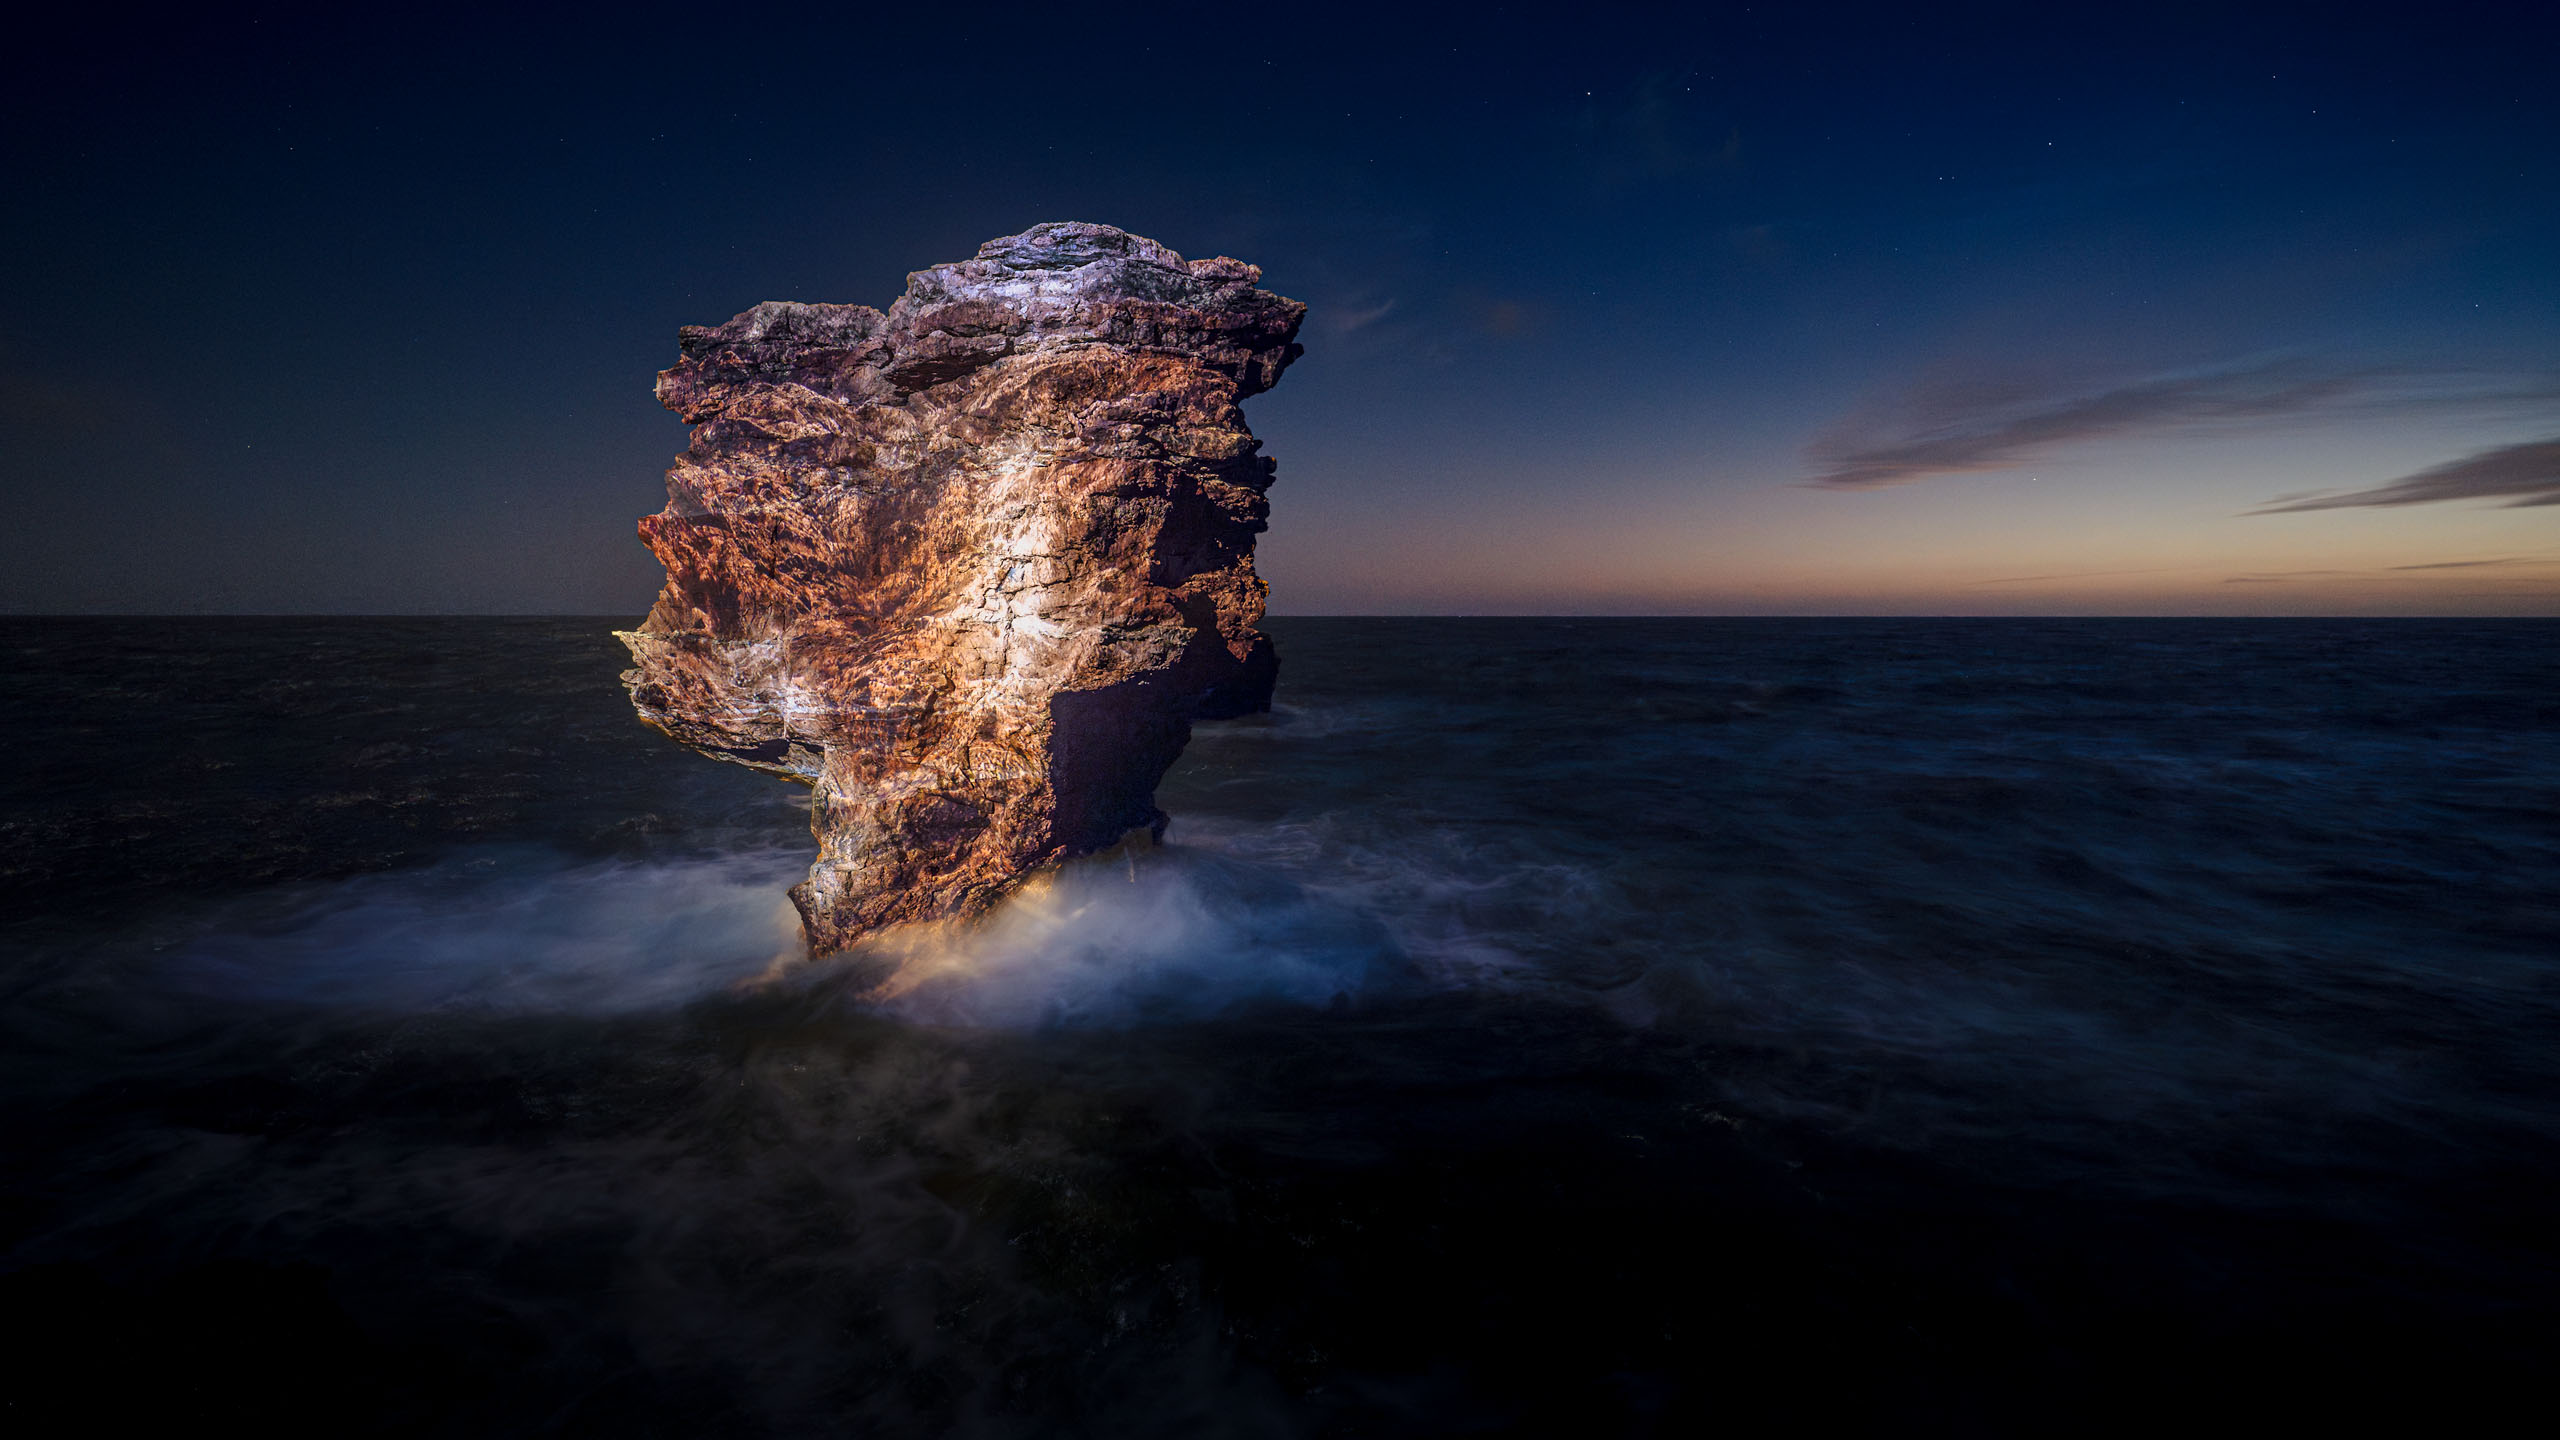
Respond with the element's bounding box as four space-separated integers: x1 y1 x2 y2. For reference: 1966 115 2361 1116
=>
8 3 2556 616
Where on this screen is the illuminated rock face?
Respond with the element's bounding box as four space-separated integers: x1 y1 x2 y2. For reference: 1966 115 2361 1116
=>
619 224 1305 954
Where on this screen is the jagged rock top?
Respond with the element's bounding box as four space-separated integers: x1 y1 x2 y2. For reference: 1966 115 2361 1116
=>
658 222 1305 423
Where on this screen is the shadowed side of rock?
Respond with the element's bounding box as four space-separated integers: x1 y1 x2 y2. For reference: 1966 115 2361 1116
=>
618 223 1305 954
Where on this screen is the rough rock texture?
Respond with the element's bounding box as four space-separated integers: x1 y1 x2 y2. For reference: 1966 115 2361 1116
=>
618 223 1305 955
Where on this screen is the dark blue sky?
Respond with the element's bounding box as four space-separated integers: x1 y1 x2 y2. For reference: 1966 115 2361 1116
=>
7 2 2556 613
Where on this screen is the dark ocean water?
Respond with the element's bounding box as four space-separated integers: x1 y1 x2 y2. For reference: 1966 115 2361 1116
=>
2 616 2555 1436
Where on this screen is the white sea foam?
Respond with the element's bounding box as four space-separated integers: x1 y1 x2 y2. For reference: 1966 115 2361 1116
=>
811 805 1608 1029
828 840 1397 1028
163 846 808 1015
141 803 1599 1032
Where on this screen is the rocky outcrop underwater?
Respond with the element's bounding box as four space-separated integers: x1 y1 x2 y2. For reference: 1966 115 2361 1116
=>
619 223 1306 955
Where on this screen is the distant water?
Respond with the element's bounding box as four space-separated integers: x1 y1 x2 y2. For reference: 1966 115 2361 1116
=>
2 617 2554 1435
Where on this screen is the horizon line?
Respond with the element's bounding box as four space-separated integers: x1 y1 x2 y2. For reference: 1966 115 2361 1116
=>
4 612 2555 623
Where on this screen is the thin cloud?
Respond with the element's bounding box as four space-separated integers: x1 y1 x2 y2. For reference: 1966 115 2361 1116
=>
1969 565 2193 586
2221 559 2560 584
2249 437 2560 513
1330 299 1398 335
1805 361 2374 489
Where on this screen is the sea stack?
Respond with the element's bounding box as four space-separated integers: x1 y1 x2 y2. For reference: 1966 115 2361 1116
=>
618 223 1306 955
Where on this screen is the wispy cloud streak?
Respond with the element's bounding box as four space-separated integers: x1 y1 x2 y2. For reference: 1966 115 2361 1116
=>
2250 437 2560 512
1805 361 2372 490
1968 565 2193 586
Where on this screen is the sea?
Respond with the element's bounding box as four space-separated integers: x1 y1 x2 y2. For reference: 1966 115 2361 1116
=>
2 616 2554 1436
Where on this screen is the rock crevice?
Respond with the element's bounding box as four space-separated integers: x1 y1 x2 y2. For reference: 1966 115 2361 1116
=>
619 223 1305 954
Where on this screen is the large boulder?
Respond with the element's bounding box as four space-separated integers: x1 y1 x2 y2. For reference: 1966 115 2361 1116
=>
619 223 1305 954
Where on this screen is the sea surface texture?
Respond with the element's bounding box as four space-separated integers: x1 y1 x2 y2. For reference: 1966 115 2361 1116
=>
2 617 2554 1435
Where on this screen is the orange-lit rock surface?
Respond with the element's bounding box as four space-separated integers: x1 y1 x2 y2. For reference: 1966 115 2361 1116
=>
619 224 1305 954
